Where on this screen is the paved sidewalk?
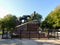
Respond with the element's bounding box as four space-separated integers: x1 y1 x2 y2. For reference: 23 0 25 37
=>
0 39 60 45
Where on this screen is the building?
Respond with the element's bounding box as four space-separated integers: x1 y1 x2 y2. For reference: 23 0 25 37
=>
12 20 40 38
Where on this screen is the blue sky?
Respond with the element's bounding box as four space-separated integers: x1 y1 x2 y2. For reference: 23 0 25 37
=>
0 0 60 20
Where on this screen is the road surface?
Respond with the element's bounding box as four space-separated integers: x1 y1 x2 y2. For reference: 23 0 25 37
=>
0 39 59 45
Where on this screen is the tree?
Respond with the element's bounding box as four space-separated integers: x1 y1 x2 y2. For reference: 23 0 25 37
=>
31 11 42 20
0 18 5 30
30 11 42 26
3 14 18 30
43 5 60 29
0 14 18 38
0 18 8 38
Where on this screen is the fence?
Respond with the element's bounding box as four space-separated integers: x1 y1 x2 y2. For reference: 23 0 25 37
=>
11 29 60 39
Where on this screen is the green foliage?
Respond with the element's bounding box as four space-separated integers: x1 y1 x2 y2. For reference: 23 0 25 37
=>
44 6 60 29
18 11 42 25
0 18 6 30
0 14 18 31
30 11 42 26
0 31 2 35
31 11 42 27
30 11 42 21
